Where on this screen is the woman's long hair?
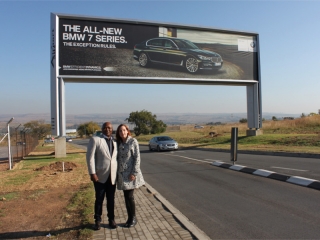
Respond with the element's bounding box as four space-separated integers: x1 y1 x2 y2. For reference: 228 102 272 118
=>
116 124 132 145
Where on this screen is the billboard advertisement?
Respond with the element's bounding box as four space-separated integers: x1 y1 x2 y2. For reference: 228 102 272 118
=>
57 15 259 82
51 13 262 136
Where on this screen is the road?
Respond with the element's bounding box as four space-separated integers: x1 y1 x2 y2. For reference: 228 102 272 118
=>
166 149 320 180
0 146 18 161
74 139 320 239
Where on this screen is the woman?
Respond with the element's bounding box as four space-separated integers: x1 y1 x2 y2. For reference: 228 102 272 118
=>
116 124 145 228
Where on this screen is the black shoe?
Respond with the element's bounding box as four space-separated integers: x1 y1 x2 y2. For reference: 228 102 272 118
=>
109 220 118 229
124 218 131 228
124 218 132 227
93 221 101 230
125 216 137 228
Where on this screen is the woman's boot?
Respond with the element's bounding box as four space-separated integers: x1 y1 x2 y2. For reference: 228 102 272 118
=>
124 197 132 227
127 195 137 227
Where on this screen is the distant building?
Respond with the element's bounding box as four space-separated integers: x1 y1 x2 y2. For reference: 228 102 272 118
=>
66 129 77 137
66 129 77 134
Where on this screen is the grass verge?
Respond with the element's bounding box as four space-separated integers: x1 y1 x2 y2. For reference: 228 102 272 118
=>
136 118 320 154
0 148 94 239
60 183 95 239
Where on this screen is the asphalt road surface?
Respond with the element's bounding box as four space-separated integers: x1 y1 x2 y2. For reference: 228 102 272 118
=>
73 139 320 239
0 146 17 161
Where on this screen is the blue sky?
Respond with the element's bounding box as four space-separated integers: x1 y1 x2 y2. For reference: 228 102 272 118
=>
0 0 319 118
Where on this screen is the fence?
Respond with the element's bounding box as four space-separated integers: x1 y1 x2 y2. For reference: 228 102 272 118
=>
0 130 38 169
166 125 181 132
14 130 38 162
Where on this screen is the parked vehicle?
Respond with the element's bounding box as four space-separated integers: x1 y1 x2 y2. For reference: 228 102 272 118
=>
44 138 54 143
133 37 223 73
149 136 178 152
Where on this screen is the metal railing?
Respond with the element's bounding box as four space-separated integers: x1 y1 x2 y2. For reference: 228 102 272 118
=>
0 129 38 170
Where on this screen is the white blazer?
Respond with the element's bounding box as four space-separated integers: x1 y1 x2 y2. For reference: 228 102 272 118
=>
86 136 118 184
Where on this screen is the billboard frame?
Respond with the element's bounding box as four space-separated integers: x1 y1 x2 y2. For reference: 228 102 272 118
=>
51 13 262 136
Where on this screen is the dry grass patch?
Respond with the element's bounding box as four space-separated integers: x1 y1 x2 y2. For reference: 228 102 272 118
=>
136 115 320 154
0 151 94 239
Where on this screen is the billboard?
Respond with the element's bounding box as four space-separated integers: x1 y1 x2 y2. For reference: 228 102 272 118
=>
51 13 261 136
56 14 260 82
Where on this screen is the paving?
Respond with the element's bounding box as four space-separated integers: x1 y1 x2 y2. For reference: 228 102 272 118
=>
93 183 210 240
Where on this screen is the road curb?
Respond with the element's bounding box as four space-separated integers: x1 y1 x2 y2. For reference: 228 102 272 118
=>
144 182 211 240
212 161 320 191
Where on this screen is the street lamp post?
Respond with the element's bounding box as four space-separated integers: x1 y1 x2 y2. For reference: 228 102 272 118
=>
7 117 14 170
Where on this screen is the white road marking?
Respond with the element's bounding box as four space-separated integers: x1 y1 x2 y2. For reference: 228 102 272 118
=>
287 176 317 186
271 166 308 172
212 161 224 166
253 169 276 177
160 153 212 163
230 165 247 171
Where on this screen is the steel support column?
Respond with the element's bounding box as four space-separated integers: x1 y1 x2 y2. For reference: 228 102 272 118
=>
246 83 261 129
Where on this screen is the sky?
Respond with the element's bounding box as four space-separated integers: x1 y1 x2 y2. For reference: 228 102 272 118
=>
0 0 319 121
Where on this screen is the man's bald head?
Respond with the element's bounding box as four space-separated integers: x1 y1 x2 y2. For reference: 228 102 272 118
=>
101 122 113 137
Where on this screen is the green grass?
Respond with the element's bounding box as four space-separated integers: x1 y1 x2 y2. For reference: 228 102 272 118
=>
0 192 19 201
136 130 320 154
27 189 48 200
236 134 320 146
188 134 320 147
1 153 87 188
20 157 56 168
0 209 5 218
63 184 95 239
66 184 94 224
1 150 94 239
23 153 86 167
4 172 38 186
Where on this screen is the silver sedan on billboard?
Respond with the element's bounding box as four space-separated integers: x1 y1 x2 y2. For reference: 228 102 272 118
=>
133 37 223 74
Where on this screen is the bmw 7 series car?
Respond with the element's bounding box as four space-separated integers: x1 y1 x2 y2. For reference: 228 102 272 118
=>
133 37 223 73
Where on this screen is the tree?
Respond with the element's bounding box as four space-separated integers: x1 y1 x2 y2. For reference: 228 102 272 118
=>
24 120 51 139
300 113 306 118
239 118 247 123
272 116 278 121
77 121 100 137
126 110 167 136
150 120 166 134
308 112 317 116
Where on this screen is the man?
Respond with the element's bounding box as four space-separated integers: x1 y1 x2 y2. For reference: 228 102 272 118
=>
86 122 118 230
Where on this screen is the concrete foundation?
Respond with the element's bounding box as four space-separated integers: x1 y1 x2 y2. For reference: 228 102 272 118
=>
55 137 66 158
246 129 263 136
